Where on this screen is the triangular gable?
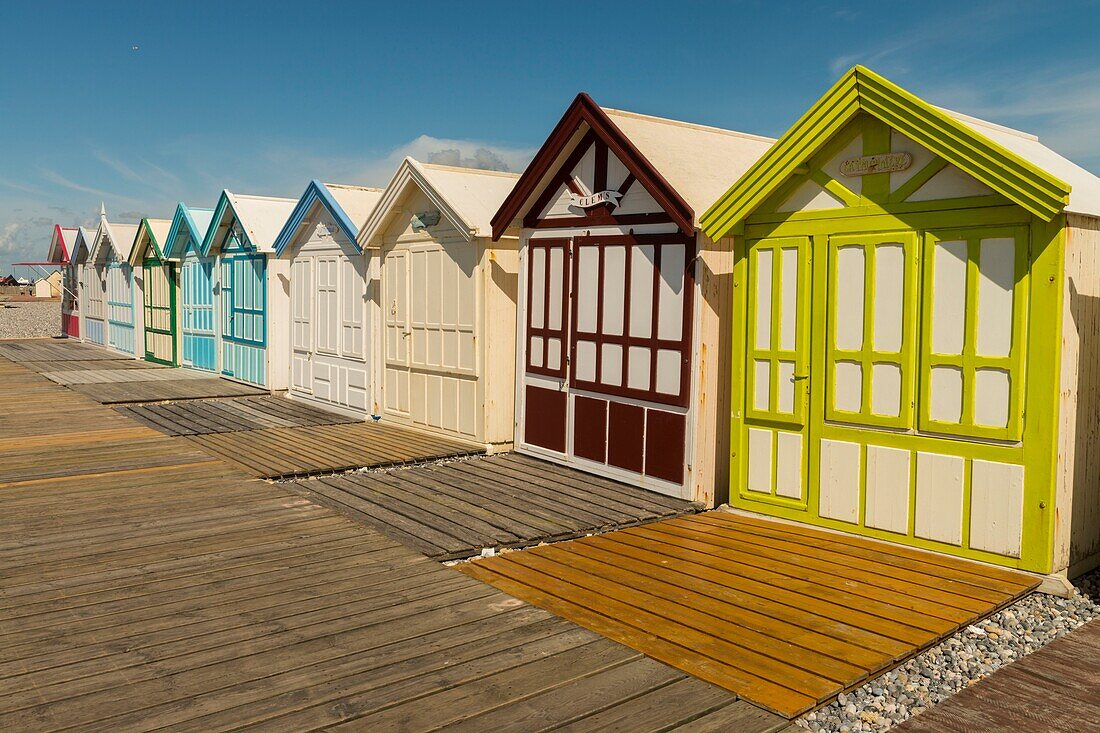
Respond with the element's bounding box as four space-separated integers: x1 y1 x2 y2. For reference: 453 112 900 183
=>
163 204 215 261
73 227 95 265
202 190 297 256
273 180 380 256
702 66 1072 239
358 158 520 248
47 225 78 264
128 218 173 266
491 93 694 240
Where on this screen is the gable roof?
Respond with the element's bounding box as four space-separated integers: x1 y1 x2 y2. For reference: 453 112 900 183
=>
163 203 216 261
273 181 383 256
701 66 1086 239
89 208 140 265
47 225 79 264
359 157 521 248
73 227 95 264
202 190 297 256
128 218 173 266
490 93 774 240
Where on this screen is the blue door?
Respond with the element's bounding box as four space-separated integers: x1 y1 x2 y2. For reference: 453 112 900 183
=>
106 260 135 355
220 254 267 386
181 253 216 371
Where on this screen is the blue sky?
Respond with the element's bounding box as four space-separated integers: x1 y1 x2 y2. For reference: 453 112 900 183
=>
1 0 1098 273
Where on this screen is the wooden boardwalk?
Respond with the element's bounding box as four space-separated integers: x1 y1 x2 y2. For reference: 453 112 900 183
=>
0 338 132 362
117 395 362 435
894 619 1100 732
41 366 215 385
69 377 268 403
294 453 700 560
186 421 486 479
0 353 788 733
459 511 1038 718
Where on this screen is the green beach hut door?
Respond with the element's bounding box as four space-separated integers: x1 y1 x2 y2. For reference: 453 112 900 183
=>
740 237 811 503
143 259 177 365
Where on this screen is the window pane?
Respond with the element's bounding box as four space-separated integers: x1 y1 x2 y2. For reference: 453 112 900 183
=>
602 245 625 336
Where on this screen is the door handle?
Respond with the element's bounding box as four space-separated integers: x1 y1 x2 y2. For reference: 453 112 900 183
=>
791 374 809 381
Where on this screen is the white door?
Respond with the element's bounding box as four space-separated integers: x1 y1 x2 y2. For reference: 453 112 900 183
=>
313 256 340 402
290 257 313 392
383 248 410 414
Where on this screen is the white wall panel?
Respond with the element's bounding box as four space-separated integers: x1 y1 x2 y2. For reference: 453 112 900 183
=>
865 445 910 534
873 243 904 352
977 237 1015 357
776 432 803 499
747 428 773 494
777 360 795 414
655 349 681 395
819 439 860 523
601 343 623 386
629 245 654 338
657 244 685 341
974 368 1010 428
871 362 902 417
754 249 772 349
970 460 1024 557
930 365 963 423
907 164 994 201
835 361 862 413
602 245 626 335
628 346 650 391
915 452 964 545
932 240 967 354
835 246 864 350
754 359 770 411
776 180 844 212
780 247 799 350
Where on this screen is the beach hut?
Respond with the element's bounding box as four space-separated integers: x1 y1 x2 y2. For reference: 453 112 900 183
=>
34 271 62 298
491 97 773 499
129 217 176 365
47 225 80 336
87 207 141 356
700 66 1100 579
163 204 217 371
202 191 297 388
274 181 383 416
357 159 522 450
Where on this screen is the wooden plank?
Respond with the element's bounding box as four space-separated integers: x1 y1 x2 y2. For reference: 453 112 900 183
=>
0 350 782 733
461 511 1038 718
893 620 1100 732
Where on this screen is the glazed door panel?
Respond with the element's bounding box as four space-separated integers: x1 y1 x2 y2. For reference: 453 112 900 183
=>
521 234 694 493
221 254 266 386
180 255 216 371
143 259 176 365
740 237 811 503
383 248 410 414
106 262 135 355
290 257 313 393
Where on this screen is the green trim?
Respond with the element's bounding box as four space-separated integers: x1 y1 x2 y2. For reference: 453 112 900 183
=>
730 204 1063 573
701 66 1071 239
824 231 918 429
917 226 1028 442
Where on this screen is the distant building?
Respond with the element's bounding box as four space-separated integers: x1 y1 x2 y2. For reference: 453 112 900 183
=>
34 271 62 298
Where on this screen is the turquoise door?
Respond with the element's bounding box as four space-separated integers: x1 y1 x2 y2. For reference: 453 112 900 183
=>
220 254 267 386
181 253 216 371
106 261 135 355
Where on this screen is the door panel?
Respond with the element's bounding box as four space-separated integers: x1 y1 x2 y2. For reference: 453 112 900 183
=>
383 249 409 414
291 257 313 392
741 237 811 503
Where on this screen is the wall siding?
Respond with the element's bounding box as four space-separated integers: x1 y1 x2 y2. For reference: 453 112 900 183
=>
1057 214 1100 573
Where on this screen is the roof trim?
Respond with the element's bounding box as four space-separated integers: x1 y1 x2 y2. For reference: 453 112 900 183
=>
46 224 74 264
489 92 694 240
700 66 1072 239
163 203 213 261
128 218 163 266
357 157 478 248
273 180 362 257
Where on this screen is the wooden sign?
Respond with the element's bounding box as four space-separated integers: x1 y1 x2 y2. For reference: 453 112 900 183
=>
839 152 913 177
568 190 622 208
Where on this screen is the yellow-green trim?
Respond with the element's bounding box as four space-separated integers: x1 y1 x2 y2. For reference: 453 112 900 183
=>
701 66 1071 239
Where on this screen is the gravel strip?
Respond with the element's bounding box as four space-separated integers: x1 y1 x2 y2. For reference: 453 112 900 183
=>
798 568 1100 732
0 301 63 339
